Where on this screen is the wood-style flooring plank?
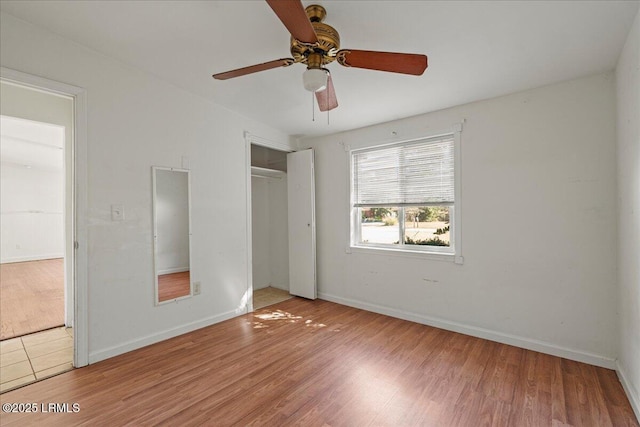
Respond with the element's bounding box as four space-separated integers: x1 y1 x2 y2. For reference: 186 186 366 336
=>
0 259 64 340
157 271 190 302
0 298 637 426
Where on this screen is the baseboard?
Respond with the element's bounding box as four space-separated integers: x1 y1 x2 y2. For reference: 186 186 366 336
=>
157 267 189 275
253 284 289 291
617 361 640 422
88 309 239 364
270 283 289 292
1 254 64 264
318 292 616 369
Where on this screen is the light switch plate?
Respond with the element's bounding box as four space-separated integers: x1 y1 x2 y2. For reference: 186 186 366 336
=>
193 281 201 295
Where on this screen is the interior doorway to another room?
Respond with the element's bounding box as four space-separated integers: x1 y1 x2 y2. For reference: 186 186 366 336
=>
250 144 293 310
0 81 74 393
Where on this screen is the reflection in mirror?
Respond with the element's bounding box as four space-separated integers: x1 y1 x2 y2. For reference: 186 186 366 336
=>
152 167 192 304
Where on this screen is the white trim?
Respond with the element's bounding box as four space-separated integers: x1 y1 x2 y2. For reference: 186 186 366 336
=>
617 361 640 422
310 150 318 299
270 283 290 292
1 254 65 264
157 267 189 275
245 133 254 313
73 87 89 367
318 292 616 369
0 69 78 98
244 131 293 153
88 309 239 364
344 124 463 151
453 127 463 264
350 132 456 156
0 67 89 368
347 245 455 262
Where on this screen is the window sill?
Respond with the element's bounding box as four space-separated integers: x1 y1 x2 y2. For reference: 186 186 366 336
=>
347 245 463 264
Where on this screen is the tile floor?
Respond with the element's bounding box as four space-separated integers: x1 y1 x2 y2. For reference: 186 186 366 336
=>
253 287 293 310
0 327 73 393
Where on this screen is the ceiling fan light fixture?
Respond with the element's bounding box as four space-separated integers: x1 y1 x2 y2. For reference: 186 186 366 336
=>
302 68 328 92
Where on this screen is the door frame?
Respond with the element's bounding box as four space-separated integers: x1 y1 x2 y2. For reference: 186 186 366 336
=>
1 67 89 367
244 131 293 313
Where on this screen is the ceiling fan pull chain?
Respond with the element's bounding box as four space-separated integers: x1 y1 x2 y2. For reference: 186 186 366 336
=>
312 91 315 122
327 107 330 125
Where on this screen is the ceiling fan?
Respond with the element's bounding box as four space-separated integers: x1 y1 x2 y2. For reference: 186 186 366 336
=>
212 0 428 112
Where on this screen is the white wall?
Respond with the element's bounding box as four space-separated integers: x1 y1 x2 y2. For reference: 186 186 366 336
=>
302 72 618 367
616 9 640 418
154 169 190 274
0 161 63 262
251 175 289 290
268 175 289 290
251 176 270 289
1 12 292 362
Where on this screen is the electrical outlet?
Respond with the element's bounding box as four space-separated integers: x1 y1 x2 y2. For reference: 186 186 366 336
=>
193 281 201 295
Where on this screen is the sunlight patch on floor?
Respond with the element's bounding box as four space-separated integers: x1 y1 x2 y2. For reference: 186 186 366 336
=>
249 309 327 329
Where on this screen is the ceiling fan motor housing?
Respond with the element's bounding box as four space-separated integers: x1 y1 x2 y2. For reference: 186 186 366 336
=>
291 5 340 67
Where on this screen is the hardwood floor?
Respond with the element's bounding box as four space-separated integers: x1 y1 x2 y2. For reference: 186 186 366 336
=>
157 271 190 302
0 298 637 426
0 259 64 341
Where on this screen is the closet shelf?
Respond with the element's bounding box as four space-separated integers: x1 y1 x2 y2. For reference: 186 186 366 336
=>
251 166 286 179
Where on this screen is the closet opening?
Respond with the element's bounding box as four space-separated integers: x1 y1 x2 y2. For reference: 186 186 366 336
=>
249 144 293 310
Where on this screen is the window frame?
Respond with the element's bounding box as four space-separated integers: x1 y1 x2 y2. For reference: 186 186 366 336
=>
348 125 463 264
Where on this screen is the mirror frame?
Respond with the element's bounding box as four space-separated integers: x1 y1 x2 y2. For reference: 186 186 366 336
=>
152 166 193 305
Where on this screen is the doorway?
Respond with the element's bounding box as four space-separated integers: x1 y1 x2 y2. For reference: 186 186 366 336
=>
0 80 75 392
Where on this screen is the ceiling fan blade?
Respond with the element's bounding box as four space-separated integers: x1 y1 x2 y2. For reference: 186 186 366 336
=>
316 74 338 112
212 58 294 80
337 50 428 75
266 0 318 44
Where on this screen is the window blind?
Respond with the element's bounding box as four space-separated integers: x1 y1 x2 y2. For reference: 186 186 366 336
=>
352 135 455 207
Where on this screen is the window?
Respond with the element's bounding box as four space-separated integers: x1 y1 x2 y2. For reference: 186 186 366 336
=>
350 132 460 259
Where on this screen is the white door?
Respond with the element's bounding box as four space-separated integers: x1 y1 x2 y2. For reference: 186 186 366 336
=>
287 149 316 299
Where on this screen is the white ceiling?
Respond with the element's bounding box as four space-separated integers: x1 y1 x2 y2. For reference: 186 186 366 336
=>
1 1 637 138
